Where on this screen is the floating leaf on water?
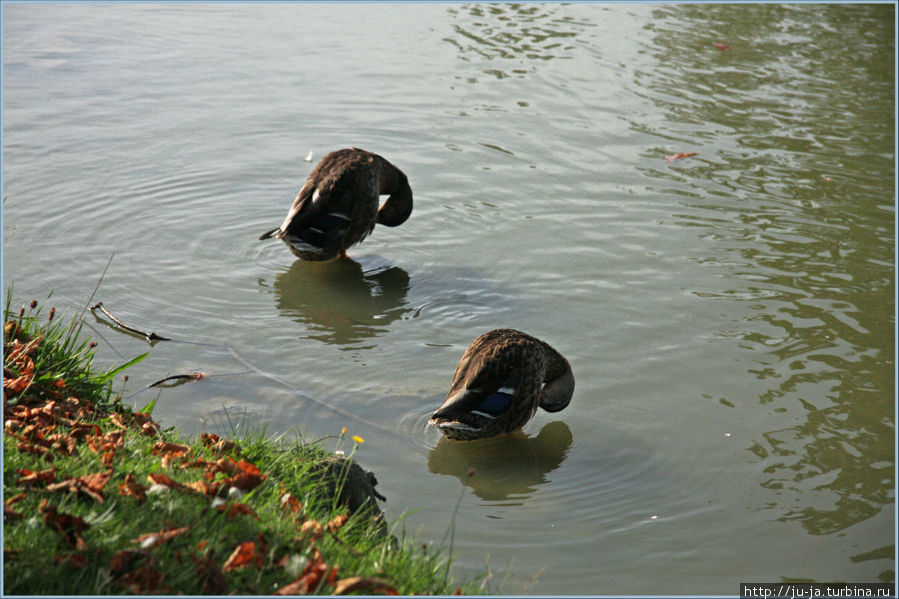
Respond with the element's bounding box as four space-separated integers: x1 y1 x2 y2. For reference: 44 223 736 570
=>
665 152 698 163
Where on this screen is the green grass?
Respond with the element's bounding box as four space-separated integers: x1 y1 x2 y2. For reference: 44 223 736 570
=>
3 294 484 595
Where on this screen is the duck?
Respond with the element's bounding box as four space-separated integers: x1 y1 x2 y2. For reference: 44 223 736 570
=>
429 329 575 440
260 148 413 261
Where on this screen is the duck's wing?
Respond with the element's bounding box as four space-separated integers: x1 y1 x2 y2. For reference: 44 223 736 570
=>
262 149 370 240
277 178 339 237
431 346 523 423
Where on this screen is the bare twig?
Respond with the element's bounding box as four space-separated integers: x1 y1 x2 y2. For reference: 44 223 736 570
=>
147 372 208 388
89 302 170 343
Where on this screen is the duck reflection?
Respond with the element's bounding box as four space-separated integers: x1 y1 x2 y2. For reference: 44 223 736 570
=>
271 257 411 346
427 421 572 501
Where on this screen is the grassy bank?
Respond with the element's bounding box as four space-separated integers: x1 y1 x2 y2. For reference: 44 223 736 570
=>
3 297 481 595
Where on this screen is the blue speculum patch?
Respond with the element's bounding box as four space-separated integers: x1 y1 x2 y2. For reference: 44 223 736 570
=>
300 213 349 247
476 391 512 415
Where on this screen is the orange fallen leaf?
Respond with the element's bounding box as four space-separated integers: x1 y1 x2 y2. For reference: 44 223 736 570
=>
16 441 50 458
49 433 77 456
199 432 238 456
146 472 190 493
274 554 332 595
47 470 111 503
280 492 302 515
118 474 148 504
217 503 260 520
108 412 129 430
333 576 399 595
17 466 57 486
326 513 349 533
222 541 262 572
39 500 90 550
183 480 219 496
221 459 265 491
87 429 125 453
5 492 26 506
153 441 191 456
665 152 698 163
3 359 34 393
132 526 190 550
300 519 324 541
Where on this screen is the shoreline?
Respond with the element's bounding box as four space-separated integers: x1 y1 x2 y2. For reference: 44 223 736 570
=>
3 297 482 595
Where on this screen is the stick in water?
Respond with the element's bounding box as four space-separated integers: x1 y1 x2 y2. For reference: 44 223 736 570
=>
147 372 208 388
89 302 170 342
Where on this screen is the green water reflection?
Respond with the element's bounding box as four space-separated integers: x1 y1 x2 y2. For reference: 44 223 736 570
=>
427 421 573 502
638 2 894 567
267 258 412 347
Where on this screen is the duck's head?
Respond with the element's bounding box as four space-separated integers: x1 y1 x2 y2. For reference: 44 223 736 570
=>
377 175 413 227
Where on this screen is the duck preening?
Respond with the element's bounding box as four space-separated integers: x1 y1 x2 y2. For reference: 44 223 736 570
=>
429 329 575 441
260 148 413 261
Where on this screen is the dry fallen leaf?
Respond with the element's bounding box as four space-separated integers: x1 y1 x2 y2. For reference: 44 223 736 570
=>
280 492 302 515
333 576 399 595
300 519 324 541
183 480 219 497
17 466 57 486
326 513 349 533
216 503 260 520
221 459 265 491
274 553 333 595
146 472 190 493
132 526 190 550
153 441 191 456
118 473 149 504
5 492 26 506
665 152 698 163
47 470 112 503
222 541 262 572
39 500 90 550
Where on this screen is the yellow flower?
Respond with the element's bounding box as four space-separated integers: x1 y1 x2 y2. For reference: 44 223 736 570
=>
352 435 365 444
340 427 348 435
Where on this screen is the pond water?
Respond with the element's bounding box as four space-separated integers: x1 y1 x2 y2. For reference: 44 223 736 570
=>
3 3 894 595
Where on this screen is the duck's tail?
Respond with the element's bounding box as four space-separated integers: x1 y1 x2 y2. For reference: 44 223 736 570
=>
259 227 281 240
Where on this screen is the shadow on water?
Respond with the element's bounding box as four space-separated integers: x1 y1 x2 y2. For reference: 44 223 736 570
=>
634 2 894 569
427 421 573 502
267 256 412 347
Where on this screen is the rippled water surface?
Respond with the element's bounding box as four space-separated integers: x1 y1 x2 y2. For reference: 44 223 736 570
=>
3 4 894 594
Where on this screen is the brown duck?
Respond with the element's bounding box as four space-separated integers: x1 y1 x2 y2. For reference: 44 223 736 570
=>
429 329 575 440
260 148 413 261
